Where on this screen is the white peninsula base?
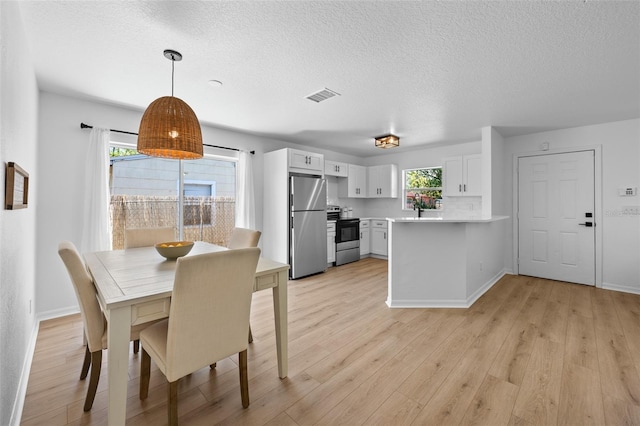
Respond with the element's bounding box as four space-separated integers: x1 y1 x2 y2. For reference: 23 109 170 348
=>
386 216 509 308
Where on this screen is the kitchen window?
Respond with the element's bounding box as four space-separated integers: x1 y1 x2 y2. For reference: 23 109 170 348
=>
403 167 443 210
108 145 236 248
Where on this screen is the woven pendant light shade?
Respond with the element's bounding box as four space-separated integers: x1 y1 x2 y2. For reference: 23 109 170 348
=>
137 96 203 159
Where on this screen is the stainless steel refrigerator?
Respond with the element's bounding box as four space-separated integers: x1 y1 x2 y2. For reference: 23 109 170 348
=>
290 175 327 279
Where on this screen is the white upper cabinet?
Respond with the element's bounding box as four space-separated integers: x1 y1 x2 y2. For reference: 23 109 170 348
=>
443 154 482 196
367 164 398 198
324 160 349 177
288 148 324 174
338 164 367 198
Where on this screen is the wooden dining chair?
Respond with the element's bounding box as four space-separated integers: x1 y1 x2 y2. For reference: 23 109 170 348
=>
124 226 175 249
227 227 261 343
58 241 161 411
139 247 260 426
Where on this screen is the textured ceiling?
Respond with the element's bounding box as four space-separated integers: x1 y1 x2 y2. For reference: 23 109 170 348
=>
18 1 640 157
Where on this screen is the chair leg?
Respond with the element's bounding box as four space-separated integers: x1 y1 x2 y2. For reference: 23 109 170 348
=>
140 348 151 400
168 380 179 426
84 350 102 411
133 339 140 354
239 349 249 408
80 345 91 380
248 326 253 343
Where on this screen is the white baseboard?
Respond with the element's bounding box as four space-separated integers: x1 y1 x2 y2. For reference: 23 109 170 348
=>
37 305 80 322
9 319 40 426
466 270 507 307
386 269 506 309
386 298 470 308
602 282 640 295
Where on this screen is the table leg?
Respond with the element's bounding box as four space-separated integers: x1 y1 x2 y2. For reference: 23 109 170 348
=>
272 270 288 378
106 306 131 426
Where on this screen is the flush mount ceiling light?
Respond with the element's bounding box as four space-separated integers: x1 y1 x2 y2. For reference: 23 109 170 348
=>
374 134 400 149
137 49 203 159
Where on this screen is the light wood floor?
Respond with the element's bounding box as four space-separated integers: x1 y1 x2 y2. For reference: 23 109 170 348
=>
22 258 640 425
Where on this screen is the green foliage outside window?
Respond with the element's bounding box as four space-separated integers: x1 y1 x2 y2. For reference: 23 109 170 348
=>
109 147 139 157
404 167 442 210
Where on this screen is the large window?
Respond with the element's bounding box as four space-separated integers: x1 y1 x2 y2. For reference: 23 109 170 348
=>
109 146 236 248
403 167 443 210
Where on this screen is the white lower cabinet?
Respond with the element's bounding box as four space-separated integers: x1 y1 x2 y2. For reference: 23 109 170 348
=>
327 222 336 264
360 220 370 256
371 220 388 256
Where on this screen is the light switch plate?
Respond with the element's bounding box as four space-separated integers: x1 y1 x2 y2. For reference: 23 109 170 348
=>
618 187 637 196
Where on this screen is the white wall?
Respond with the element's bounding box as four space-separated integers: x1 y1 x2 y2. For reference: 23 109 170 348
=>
0 3 39 424
503 119 640 292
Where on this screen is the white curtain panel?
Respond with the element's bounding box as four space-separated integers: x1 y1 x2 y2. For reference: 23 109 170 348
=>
80 128 112 252
235 151 255 229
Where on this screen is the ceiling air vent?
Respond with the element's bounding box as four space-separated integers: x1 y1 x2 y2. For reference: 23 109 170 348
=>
305 88 340 103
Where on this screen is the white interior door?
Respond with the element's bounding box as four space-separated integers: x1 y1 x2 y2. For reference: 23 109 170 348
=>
518 151 595 285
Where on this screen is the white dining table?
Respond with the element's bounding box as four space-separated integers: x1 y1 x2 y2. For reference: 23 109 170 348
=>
84 241 290 426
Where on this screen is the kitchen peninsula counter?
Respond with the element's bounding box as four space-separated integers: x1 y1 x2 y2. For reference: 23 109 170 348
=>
386 215 509 308
388 215 508 223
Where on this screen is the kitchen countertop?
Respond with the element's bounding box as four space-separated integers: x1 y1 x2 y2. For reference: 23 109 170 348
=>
388 215 509 223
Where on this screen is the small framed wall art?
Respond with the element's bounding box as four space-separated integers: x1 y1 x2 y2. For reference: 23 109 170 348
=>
5 162 29 209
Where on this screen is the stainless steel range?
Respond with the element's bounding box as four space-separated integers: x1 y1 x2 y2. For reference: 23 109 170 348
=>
335 218 360 266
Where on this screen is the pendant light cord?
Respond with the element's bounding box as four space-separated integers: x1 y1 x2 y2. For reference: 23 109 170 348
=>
171 56 175 97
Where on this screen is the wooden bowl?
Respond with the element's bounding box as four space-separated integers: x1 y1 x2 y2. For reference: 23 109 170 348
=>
154 241 194 260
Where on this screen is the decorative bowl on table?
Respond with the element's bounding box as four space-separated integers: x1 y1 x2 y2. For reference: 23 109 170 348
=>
154 241 194 260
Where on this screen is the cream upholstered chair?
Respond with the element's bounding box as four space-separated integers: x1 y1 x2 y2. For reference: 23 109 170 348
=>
58 241 159 411
227 227 261 343
139 247 260 425
124 226 175 249
124 227 175 353
227 227 261 250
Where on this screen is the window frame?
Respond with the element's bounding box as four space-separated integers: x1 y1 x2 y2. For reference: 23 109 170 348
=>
402 166 443 211
108 141 238 244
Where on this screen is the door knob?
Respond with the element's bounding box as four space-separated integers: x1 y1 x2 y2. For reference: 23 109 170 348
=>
578 222 594 227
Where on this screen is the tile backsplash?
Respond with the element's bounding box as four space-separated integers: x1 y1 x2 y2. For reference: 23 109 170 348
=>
443 196 482 217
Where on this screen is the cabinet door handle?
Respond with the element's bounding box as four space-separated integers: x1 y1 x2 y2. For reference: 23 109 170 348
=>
384 232 386 239
464 184 467 192
459 184 462 192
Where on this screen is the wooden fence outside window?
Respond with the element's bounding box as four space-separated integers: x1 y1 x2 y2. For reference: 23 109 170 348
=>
110 195 236 249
